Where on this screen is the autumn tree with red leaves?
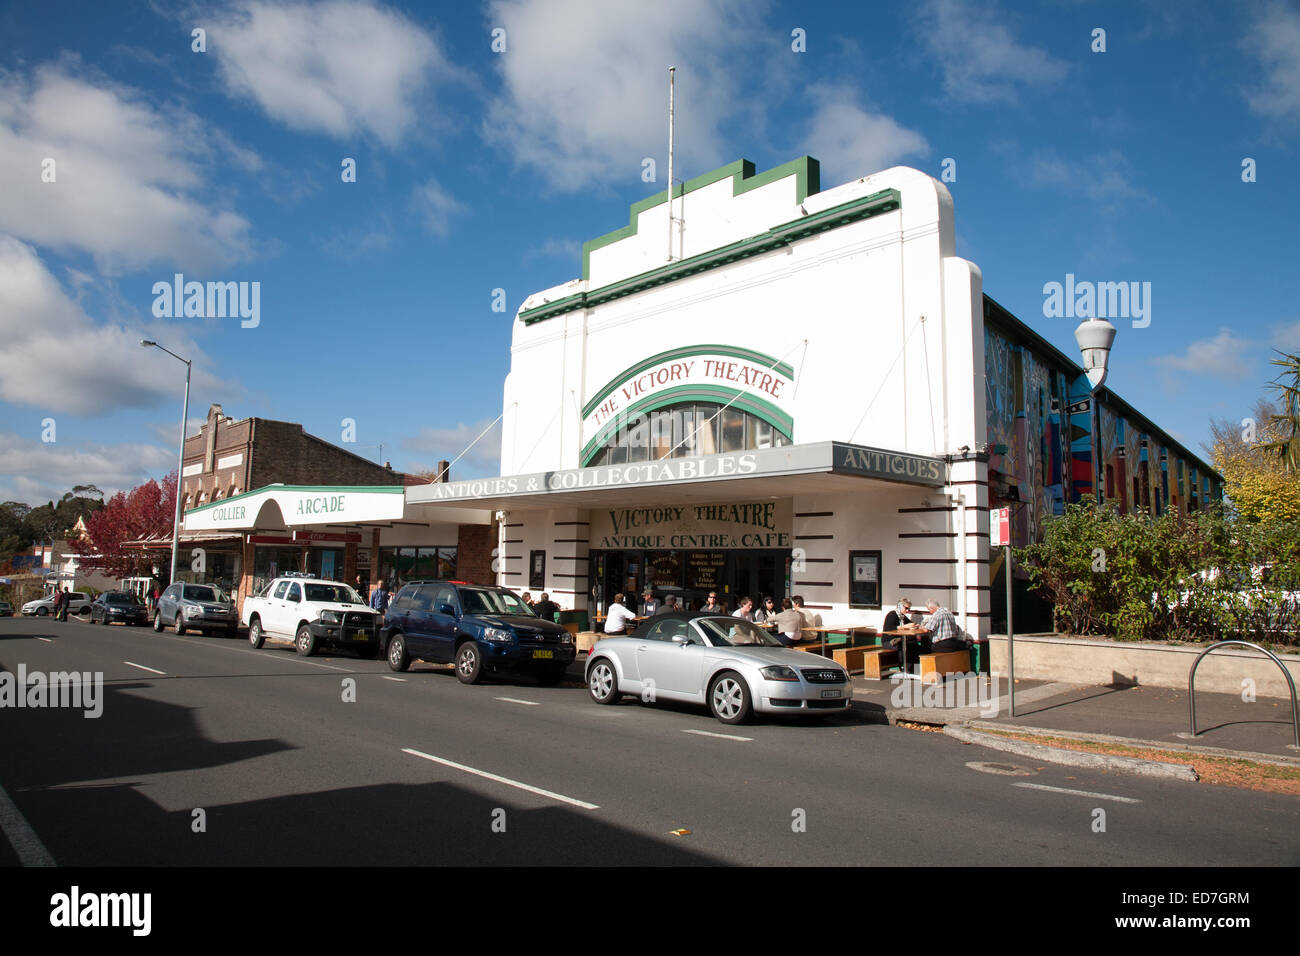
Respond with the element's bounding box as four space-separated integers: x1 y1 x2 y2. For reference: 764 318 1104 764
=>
81 472 178 580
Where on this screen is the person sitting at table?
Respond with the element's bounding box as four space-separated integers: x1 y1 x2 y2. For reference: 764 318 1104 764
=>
640 589 662 616
753 595 777 624
773 598 806 646
882 598 913 633
732 596 754 621
701 591 724 614
533 593 562 621
923 599 967 653
603 593 638 635
792 595 821 627
656 595 678 615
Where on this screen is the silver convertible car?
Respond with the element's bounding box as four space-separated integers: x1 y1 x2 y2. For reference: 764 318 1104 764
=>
585 612 852 724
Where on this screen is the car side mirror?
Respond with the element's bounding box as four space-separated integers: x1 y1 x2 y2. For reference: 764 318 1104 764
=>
439 603 456 616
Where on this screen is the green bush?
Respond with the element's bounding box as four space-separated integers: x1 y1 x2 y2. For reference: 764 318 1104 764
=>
1017 502 1300 645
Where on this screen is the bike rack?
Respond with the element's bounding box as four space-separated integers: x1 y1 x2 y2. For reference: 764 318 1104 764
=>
1186 640 1300 750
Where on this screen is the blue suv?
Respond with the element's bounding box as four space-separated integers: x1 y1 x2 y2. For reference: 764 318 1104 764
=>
380 581 575 685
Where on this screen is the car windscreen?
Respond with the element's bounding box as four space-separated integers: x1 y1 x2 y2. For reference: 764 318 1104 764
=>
696 618 785 647
459 588 535 617
304 584 364 605
105 593 141 605
182 585 225 602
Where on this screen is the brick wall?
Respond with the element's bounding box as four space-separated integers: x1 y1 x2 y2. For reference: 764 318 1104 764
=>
456 524 494 586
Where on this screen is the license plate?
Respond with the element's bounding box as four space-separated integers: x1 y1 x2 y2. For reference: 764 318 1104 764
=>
352 633 369 641
820 689 841 698
532 650 554 659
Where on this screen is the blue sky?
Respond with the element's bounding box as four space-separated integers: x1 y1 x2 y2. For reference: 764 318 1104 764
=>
1 0 1297 504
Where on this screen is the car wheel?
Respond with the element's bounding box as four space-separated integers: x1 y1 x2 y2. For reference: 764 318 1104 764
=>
295 624 316 657
708 671 753 725
587 659 621 704
455 642 483 684
153 611 164 632
174 614 186 636
248 618 265 649
37 607 48 617
536 665 568 685
387 633 410 672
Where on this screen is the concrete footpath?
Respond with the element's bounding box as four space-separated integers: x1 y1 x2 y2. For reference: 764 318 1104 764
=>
852 672 1300 779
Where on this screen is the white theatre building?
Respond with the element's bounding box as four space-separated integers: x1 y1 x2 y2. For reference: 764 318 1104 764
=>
409 157 999 634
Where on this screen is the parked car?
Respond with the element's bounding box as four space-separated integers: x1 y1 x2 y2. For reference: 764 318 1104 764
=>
22 592 91 617
243 575 379 656
585 612 853 724
91 591 149 626
379 580 575 684
153 582 238 637
0 601 13 617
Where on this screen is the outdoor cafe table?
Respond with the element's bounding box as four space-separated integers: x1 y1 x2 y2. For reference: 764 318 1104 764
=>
881 628 931 677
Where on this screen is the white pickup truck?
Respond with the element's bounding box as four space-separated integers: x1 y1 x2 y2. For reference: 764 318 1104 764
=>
243 575 381 657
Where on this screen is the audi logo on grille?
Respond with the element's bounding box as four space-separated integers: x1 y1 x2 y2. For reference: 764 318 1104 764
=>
818 671 836 681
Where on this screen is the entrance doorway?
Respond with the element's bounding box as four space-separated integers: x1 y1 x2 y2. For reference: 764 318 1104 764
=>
590 549 790 615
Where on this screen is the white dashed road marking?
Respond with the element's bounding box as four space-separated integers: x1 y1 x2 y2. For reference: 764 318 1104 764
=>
402 748 599 810
0 783 55 867
682 728 753 742
494 697 541 706
123 661 166 675
1013 782 1140 804
382 676 407 682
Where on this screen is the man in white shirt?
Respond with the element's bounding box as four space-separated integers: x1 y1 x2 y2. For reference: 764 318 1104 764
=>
604 593 638 635
732 596 754 621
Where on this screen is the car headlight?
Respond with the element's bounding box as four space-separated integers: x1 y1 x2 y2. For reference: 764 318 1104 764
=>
760 665 800 682
319 611 340 624
483 627 513 643
559 631 573 644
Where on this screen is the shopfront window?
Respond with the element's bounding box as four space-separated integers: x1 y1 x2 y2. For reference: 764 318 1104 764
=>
589 401 788 467
377 546 457 591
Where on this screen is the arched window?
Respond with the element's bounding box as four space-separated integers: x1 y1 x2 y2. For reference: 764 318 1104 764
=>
588 401 790 467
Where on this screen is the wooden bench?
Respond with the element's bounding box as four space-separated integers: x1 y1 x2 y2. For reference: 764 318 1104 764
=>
860 646 899 678
919 650 971 684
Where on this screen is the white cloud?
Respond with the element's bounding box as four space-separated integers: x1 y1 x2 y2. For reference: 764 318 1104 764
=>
801 85 929 184
403 418 502 477
484 0 772 191
0 63 254 273
413 179 468 237
0 236 217 415
208 0 455 145
1242 2 1300 125
915 0 1068 104
1270 319 1300 351
1027 149 1153 206
521 237 582 265
1151 328 1254 383
0 431 174 506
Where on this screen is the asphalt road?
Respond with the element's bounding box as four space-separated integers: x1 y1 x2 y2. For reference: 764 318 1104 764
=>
1 613 1297 866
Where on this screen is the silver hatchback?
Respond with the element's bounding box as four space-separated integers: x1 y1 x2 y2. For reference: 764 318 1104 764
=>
585 613 852 724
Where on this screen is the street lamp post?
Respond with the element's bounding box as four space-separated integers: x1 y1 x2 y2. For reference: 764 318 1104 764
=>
1074 318 1117 504
141 340 191 587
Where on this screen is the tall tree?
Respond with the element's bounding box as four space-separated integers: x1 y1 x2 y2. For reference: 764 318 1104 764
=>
1260 349 1300 473
80 473 178 580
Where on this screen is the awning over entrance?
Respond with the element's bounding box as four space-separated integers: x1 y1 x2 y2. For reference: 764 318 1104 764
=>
405 441 948 512
183 484 408 531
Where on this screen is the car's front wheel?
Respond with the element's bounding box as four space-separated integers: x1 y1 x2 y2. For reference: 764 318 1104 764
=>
708 671 752 725
295 624 316 657
153 611 164 632
387 633 410 672
248 618 264 649
455 642 483 684
174 614 186 636
587 659 621 704
37 607 48 617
